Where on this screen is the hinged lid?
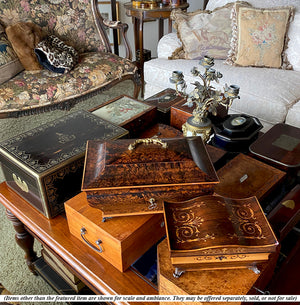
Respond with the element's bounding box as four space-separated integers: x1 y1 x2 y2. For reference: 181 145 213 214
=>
82 136 219 191
0 110 128 176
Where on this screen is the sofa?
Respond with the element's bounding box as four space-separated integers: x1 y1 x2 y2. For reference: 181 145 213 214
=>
0 0 140 141
144 0 300 132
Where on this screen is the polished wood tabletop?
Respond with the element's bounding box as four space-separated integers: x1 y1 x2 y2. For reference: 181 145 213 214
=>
0 182 157 305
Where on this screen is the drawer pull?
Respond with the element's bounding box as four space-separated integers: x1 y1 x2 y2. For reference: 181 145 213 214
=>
80 227 103 253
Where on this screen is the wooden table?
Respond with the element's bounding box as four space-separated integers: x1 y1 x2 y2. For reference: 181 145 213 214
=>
0 182 157 305
0 179 280 302
123 2 189 96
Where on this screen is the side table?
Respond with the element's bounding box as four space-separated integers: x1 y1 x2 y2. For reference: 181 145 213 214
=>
124 2 189 96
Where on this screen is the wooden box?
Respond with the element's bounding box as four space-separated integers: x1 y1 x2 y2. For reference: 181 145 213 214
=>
214 153 286 201
249 123 300 172
157 239 263 305
0 110 128 218
163 194 278 273
170 99 194 130
267 184 300 241
64 192 166 272
143 89 185 124
137 123 227 168
82 136 219 218
89 95 157 137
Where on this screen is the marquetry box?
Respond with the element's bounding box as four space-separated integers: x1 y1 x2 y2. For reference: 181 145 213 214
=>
214 153 286 202
81 136 219 218
163 194 278 274
157 239 263 305
143 88 185 124
0 110 128 218
89 95 157 137
65 192 165 272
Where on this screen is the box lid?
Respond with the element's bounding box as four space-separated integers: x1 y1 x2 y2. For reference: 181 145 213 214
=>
163 194 278 257
82 136 219 191
0 110 128 176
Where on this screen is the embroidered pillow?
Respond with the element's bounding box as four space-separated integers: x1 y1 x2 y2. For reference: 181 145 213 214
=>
0 24 23 84
170 3 239 60
227 3 295 68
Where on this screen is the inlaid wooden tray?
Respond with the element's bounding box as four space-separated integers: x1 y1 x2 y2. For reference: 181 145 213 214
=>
163 194 278 272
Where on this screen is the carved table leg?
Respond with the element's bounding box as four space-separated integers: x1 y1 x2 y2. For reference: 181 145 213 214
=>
6 209 38 275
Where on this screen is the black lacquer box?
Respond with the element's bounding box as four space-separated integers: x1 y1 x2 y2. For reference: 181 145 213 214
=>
0 110 128 218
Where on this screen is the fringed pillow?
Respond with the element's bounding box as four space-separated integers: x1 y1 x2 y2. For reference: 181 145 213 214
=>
226 3 295 68
170 3 239 60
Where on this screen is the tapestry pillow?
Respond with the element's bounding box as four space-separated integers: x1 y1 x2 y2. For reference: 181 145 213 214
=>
0 24 23 85
226 3 294 68
170 3 238 60
5 21 45 71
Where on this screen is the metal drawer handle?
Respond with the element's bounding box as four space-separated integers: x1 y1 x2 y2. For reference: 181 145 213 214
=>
80 227 103 253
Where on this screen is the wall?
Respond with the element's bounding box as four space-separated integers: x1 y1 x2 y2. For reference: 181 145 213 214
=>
110 0 205 58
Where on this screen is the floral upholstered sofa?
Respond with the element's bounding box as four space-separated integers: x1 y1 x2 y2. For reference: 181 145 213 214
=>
144 0 300 132
0 0 139 138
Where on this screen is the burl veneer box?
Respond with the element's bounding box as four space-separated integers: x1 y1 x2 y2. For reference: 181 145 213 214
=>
65 192 165 272
214 153 286 201
82 136 219 218
0 110 128 218
163 194 278 273
89 95 157 137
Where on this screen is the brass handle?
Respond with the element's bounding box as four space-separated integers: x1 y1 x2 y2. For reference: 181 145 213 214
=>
80 227 103 253
128 138 168 151
12 173 29 193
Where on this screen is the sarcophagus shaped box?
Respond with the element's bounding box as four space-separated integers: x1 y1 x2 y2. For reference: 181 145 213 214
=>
0 110 128 218
82 136 219 218
163 194 278 275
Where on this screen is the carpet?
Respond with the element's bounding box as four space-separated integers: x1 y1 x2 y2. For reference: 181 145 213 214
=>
0 80 135 304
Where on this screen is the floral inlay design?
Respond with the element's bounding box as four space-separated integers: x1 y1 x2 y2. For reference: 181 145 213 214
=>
172 201 216 244
228 203 265 240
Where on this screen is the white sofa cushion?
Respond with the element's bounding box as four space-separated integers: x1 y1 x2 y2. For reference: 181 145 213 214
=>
144 58 300 129
286 13 300 71
157 33 182 59
286 102 300 127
